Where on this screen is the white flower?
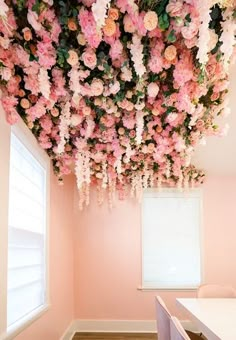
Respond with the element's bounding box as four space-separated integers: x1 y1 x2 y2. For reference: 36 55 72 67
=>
38 68 51 99
27 9 42 31
136 110 144 145
220 8 236 71
0 0 9 18
196 0 211 64
130 34 146 78
92 0 111 29
57 102 71 154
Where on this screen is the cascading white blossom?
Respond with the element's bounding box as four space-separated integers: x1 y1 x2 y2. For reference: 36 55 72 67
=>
125 143 133 163
75 146 91 209
220 8 236 71
165 158 171 179
157 176 162 192
68 66 81 104
149 169 154 188
177 171 183 190
196 0 211 64
38 68 51 99
0 0 9 18
101 161 108 189
131 173 142 201
130 34 146 78
142 166 149 189
92 0 111 29
85 116 95 139
57 102 71 154
135 110 144 145
114 155 122 174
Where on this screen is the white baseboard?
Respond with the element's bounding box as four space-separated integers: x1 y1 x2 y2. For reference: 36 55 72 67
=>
61 319 197 339
60 321 76 340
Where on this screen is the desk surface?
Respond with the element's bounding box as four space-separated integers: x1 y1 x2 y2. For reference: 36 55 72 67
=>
177 298 236 340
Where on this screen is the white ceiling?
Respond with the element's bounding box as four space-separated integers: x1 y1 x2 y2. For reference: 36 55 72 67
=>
192 64 236 176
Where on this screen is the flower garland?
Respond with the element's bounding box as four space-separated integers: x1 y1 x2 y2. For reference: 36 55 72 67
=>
0 0 235 208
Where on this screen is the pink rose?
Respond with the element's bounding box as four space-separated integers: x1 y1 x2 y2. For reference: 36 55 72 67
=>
166 1 183 17
82 48 97 69
147 82 159 97
67 50 79 66
123 14 135 33
109 81 120 95
91 78 104 96
181 22 198 40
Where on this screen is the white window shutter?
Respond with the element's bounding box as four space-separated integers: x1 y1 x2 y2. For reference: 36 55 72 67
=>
7 133 47 328
142 190 202 289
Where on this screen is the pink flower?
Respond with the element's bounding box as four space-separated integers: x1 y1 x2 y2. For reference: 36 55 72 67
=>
181 22 198 40
123 14 136 33
173 52 193 87
67 50 79 66
166 1 183 17
37 40 56 69
109 81 120 95
148 53 163 74
91 78 104 96
79 9 102 48
82 48 97 69
27 9 42 31
109 40 123 60
143 11 158 31
1 96 19 124
147 82 159 97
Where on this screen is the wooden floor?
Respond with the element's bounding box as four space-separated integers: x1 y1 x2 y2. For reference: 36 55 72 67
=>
73 333 157 339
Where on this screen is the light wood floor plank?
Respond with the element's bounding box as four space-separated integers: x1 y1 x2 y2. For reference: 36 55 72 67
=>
73 332 157 339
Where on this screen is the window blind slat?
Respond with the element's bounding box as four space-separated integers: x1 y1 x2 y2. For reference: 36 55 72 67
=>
7 132 47 328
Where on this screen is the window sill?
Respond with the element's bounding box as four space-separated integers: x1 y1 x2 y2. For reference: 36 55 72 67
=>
2 304 50 340
137 286 198 291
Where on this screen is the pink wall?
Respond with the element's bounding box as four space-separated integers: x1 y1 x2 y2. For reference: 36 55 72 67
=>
74 176 236 320
15 173 75 340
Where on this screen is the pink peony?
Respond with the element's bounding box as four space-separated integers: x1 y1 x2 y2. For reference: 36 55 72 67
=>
109 40 123 60
78 9 102 48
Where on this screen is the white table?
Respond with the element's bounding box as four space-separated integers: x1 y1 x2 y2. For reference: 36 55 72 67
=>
177 298 236 340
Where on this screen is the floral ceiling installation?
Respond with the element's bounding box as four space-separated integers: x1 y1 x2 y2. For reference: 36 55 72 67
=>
0 0 236 208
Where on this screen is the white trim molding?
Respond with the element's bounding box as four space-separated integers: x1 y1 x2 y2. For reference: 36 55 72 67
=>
60 319 198 340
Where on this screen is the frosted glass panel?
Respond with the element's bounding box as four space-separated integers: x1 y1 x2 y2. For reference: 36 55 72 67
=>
7 133 46 328
142 191 201 289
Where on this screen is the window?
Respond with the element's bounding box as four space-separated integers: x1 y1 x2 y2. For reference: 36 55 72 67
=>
142 189 202 290
0 115 50 339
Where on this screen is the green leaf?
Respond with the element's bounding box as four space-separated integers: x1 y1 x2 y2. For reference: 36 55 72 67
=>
158 13 169 30
166 106 176 114
32 0 40 14
29 54 39 62
185 13 191 23
216 52 222 62
197 70 205 84
210 6 220 20
155 0 169 16
167 29 176 43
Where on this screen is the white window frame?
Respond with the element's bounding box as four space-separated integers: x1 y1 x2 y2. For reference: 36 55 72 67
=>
141 188 204 291
0 112 50 340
